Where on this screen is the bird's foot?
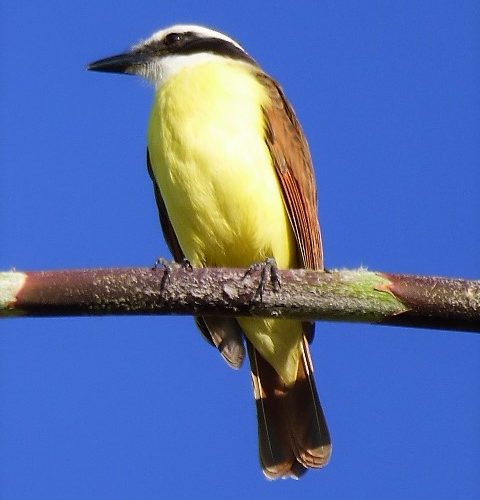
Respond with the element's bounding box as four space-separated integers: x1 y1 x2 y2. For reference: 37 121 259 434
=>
152 257 193 290
152 257 175 290
243 257 281 302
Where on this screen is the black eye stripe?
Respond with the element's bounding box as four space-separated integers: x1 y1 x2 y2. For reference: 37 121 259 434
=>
137 32 195 54
174 37 256 64
137 32 257 66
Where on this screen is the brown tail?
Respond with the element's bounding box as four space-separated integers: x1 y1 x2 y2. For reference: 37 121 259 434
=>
247 338 331 479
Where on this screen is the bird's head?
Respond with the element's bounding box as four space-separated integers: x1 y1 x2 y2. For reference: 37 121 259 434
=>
87 24 255 86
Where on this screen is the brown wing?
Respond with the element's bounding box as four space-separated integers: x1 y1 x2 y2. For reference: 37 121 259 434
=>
258 73 323 271
250 74 330 477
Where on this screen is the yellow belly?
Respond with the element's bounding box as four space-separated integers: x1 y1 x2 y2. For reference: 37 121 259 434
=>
147 60 303 384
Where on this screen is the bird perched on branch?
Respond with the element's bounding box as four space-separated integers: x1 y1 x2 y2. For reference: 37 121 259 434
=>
88 24 330 478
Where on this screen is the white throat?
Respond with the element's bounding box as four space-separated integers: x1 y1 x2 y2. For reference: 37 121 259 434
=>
131 24 248 88
137 52 231 88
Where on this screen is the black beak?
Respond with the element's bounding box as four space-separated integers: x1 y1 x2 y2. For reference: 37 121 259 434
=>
87 51 149 74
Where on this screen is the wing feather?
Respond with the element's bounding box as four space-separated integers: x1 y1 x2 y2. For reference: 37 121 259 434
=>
258 73 323 270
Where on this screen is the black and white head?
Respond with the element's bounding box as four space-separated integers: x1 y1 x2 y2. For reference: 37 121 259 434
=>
88 24 257 86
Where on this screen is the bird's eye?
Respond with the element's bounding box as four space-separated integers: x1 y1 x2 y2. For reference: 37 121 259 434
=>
164 33 183 46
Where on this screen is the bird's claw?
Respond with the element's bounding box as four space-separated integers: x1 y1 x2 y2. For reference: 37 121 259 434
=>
152 257 174 290
152 257 193 291
243 257 281 302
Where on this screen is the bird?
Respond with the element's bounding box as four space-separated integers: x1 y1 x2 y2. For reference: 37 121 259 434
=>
88 24 331 478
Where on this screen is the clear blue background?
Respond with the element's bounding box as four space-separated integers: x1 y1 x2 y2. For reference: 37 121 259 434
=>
1 1 479 499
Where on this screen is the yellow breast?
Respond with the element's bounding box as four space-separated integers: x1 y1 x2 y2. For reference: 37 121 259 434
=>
147 59 297 269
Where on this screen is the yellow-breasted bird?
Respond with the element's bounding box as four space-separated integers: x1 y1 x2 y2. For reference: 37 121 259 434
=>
88 24 331 478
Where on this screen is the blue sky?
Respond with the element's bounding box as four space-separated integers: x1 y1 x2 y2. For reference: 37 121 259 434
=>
1 1 479 499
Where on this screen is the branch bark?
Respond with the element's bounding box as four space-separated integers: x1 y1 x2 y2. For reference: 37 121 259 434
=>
0 267 479 332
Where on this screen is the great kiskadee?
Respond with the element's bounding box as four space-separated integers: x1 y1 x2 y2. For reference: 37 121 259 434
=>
88 24 331 478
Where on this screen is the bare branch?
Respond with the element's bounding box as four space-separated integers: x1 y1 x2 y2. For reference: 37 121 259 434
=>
0 267 479 332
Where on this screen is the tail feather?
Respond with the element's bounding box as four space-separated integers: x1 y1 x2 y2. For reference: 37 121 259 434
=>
247 338 331 479
288 338 331 468
247 340 298 478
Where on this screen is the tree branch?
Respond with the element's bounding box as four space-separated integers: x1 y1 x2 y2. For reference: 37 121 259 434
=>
0 267 479 332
